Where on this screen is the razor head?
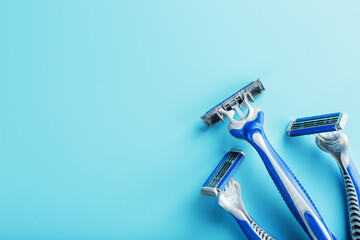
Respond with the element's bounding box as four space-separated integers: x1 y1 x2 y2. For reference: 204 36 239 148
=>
201 149 245 197
201 79 265 127
287 112 348 137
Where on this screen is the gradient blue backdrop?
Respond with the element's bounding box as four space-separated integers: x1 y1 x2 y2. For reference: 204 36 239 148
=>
1 1 360 239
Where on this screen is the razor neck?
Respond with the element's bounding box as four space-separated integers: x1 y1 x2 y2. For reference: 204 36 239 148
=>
335 152 351 174
317 139 350 171
229 110 265 141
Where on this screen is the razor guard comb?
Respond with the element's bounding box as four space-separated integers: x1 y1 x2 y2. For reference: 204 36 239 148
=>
201 149 245 197
287 112 348 137
201 80 265 128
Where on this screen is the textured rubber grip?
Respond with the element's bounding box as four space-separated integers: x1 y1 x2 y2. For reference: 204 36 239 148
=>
343 160 360 239
249 219 276 240
234 217 276 240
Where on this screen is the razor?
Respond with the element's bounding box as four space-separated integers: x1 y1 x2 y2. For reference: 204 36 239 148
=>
201 150 275 240
201 80 338 240
288 113 360 239
201 80 265 128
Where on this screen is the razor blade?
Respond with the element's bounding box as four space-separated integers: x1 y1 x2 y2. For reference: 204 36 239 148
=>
201 79 265 127
287 112 349 137
201 149 245 197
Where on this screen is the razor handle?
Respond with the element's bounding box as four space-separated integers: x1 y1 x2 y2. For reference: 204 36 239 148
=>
335 154 360 239
234 216 275 240
229 111 338 240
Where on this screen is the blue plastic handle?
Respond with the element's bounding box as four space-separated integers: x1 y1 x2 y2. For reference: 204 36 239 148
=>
229 110 338 240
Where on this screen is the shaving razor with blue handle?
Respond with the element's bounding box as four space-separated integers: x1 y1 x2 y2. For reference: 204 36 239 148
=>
201 150 276 240
201 80 338 240
288 113 360 239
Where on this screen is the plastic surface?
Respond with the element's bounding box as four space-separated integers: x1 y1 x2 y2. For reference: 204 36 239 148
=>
294 113 341 122
201 150 245 197
235 218 275 240
288 113 343 137
289 125 337 137
221 101 337 240
345 161 360 239
218 179 275 240
316 133 360 239
201 80 264 127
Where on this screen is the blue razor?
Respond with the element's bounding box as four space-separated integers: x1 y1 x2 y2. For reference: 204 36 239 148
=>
201 80 338 240
288 113 360 239
201 150 276 240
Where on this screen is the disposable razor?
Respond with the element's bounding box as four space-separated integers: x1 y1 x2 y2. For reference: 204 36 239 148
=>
201 150 276 240
288 113 360 239
201 80 338 240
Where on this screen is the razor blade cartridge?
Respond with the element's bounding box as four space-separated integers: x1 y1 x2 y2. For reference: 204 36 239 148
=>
201 80 265 128
201 149 245 197
287 112 348 137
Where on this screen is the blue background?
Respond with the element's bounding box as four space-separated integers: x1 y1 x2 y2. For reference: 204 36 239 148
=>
1 1 360 239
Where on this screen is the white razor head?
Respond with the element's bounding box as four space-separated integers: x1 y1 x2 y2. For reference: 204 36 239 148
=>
201 80 265 128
